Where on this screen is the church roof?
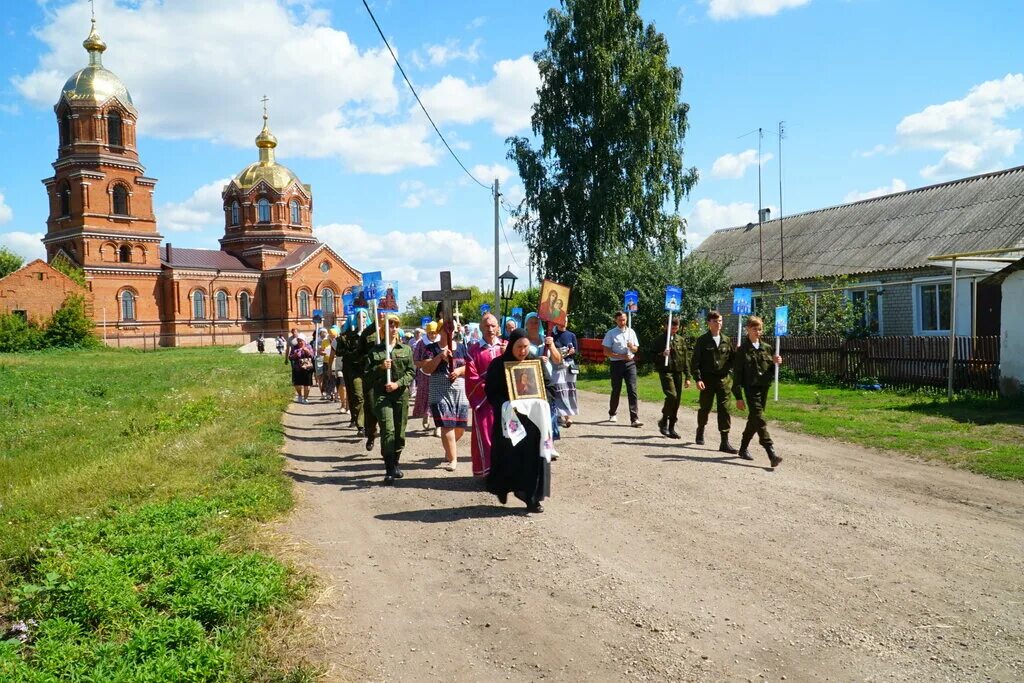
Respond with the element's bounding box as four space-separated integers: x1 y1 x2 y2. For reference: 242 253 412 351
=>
161 246 257 272
273 243 322 269
230 108 307 194
694 164 1024 285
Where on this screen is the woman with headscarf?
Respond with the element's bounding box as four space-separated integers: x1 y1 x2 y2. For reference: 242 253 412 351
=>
551 323 580 427
412 321 439 431
524 313 563 456
421 323 471 471
485 328 550 512
288 333 316 404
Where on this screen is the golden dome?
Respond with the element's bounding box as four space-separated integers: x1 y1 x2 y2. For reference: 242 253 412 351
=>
61 20 133 107
233 109 304 192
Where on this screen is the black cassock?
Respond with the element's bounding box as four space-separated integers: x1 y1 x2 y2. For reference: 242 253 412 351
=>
484 354 550 507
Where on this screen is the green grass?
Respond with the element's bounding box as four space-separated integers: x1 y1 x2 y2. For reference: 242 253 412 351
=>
0 347 317 681
577 365 1024 480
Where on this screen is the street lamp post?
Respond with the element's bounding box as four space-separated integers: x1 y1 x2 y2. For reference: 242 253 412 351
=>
499 267 518 321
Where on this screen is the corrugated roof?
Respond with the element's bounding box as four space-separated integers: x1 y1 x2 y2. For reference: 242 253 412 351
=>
162 247 257 272
693 165 1024 285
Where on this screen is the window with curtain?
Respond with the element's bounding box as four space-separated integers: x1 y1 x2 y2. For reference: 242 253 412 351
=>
107 110 123 147
257 198 271 223
120 291 136 321
298 291 310 318
216 291 229 320
192 291 206 320
239 292 251 319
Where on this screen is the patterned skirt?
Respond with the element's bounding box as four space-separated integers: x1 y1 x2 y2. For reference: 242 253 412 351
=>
550 363 579 417
412 369 431 418
429 373 469 428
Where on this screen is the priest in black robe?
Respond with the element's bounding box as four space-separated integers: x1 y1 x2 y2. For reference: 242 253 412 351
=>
485 328 551 513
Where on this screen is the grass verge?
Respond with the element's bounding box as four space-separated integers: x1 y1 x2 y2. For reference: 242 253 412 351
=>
0 347 318 681
577 364 1024 480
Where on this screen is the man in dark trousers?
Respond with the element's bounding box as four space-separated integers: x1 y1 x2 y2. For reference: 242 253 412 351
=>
650 317 691 439
601 311 643 427
691 310 738 453
366 314 415 484
732 315 784 468
339 311 367 435
359 310 387 451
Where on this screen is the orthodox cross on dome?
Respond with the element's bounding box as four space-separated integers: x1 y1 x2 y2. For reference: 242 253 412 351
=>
422 271 472 349
261 94 269 121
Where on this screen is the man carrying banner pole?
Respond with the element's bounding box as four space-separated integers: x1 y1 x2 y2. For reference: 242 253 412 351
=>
732 315 784 469
650 316 690 439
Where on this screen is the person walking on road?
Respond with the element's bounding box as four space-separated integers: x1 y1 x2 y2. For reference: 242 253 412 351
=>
692 310 738 454
732 316 784 469
288 333 315 403
366 314 415 485
601 311 642 427
650 317 691 439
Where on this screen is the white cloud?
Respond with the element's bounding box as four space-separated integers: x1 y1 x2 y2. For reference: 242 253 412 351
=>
470 163 515 186
895 73 1024 179
399 180 448 209
856 143 892 158
684 199 776 249
155 178 231 232
466 16 487 30
710 149 773 179
0 231 45 262
12 0 445 174
315 223 530 303
0 192 12 225
843 178 908 203
424 38 482 67
707 0 812 20
419 56 539 135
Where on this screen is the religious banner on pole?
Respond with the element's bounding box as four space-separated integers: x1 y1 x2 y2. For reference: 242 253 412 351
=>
480 303 491 316
538 279 570 328
342 292 355 316
663 286 682 367
624 290 639 312
733 287 753 344
774 305 788 401
375 280 400 313
420 316 432 329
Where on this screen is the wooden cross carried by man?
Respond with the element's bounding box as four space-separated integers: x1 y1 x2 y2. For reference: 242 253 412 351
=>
422 271 472 350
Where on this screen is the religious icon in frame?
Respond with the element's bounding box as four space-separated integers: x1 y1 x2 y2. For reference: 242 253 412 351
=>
538 279 571 327
504 359 546 401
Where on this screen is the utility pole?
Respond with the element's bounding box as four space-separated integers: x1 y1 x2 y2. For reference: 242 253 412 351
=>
778 121 785 281
493 178 500 315
758 127 764 282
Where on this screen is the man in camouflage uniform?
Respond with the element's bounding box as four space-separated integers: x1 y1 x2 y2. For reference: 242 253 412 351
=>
365 314 415 484
339 310 368 435
732 315 784 469
650 317 691 439
359 310 387 451
691 310 738 454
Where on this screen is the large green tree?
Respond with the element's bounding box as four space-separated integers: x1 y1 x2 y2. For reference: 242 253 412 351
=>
0 246 24 279
507 0 698 286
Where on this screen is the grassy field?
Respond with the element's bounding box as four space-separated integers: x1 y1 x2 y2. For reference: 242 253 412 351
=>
0 347 315 681
577 365 1024 480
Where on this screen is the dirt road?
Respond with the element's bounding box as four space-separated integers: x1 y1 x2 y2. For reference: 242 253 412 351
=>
279 391 1024 682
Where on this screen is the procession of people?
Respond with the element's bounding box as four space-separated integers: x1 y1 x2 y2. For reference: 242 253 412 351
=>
284 280 784 513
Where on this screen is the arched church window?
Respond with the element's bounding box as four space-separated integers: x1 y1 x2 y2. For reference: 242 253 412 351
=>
192 291 206 320
119 245 132 263
230 201 240 226
239 291 251 319
112 185 129 216
320 288 335 314
216 290 229 320
59 184 71 217
59 113 71 147
120 290 136 321
107 110 123 147
290 199 300 224
297 290 310 318
257 198 271 223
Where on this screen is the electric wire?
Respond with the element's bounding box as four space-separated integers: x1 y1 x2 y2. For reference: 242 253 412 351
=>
361 0 491 192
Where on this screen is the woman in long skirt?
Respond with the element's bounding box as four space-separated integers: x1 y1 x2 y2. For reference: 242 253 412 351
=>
485 328 549 512
551 325 580 427
411 322 437 430
422 325 470 471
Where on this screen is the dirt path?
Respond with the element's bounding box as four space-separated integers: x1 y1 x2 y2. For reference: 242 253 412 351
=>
278 390 1024 682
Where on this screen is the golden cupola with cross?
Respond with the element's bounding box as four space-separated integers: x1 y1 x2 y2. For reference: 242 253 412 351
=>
220 102 315 268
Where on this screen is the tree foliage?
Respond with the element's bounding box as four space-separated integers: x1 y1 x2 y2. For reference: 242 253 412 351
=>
0 246 24 279
50 253 88 287
43 295 99 348
574 250 730 356
401 286 540 329
749 276 871 339
507 0 698 286
0 313 44 352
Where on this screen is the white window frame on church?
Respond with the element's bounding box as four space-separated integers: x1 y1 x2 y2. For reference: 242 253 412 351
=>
120 290 136 322
298 290 310 318
257 198 271 223
192 291 206 320
289 199 300 225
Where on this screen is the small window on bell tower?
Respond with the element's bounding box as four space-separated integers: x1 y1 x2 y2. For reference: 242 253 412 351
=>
230 201 240 226
290 199 300 224
60 113 72 147
119 245 132 263
107 111 123 147
59 184 71 217
113 185 129 216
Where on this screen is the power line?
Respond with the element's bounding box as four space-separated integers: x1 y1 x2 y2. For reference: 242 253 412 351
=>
497 203 521 267
360 0 490 191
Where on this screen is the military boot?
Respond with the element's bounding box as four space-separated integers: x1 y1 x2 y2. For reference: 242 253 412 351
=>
766 445 782 469
737 435 754 460
393 453 404 479
719 432 738 455
667 419 681 439
695 425 705 445
658 417 670 437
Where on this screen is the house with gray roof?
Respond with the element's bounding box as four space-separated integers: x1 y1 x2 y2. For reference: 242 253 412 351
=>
693 165 1024 337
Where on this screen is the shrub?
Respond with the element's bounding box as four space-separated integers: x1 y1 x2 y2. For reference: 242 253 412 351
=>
0 312 45 352
43 295 98 349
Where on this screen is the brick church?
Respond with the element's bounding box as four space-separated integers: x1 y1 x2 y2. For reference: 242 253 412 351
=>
18 18 360 346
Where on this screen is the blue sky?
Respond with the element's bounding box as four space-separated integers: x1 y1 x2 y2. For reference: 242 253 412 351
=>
1 0 1022 298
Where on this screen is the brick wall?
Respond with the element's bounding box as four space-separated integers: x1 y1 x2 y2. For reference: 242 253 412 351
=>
0 260 92 323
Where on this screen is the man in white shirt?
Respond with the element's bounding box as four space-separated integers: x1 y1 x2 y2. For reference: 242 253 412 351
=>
602 311 643 427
